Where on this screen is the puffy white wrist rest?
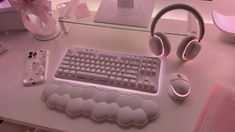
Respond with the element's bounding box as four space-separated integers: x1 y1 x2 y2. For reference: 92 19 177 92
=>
212 10 235 34
42 84 159 126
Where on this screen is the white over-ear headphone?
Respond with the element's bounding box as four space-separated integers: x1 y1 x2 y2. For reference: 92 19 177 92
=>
149 4 205 61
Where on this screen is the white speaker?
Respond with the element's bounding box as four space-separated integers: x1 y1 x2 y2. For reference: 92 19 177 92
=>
212 10 235 43
0 0 25 32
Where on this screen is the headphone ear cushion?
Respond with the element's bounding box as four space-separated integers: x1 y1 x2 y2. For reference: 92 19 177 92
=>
149 32 171 56
149 36 164 56
185 41 201 60
155 32 171 56
177 36 201 61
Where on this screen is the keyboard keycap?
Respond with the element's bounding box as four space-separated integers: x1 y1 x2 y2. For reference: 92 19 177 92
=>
77 71 108 81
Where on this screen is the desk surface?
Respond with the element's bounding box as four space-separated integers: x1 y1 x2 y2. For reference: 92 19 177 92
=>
0 20 235 132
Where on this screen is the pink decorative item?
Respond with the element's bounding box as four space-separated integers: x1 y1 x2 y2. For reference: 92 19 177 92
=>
9 0 61 41
74 2 90 19
193 83 235 132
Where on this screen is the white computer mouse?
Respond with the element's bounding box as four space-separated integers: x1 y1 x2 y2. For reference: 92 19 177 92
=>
168 73 191 100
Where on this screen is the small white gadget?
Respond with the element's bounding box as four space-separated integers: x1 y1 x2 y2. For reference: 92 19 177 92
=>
168 73 191 100
23 49 49 86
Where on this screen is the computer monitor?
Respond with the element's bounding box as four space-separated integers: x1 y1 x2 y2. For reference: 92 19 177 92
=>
94 0 155 27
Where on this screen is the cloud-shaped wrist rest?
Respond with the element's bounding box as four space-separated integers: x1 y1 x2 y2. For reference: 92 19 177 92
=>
42 84 159 126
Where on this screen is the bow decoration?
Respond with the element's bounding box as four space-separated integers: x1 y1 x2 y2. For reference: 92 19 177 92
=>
9 0 56 34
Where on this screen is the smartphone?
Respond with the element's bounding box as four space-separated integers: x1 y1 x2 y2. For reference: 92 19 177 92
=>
23 49 49 86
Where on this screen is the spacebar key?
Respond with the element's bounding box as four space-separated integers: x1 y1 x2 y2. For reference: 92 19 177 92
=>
76 71 109 81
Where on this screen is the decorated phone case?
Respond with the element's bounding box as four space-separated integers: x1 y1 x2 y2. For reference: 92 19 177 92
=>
23 49 49 86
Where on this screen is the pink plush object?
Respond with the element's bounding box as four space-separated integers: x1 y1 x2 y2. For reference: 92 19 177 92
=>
74 2 90 19
193 83 235 132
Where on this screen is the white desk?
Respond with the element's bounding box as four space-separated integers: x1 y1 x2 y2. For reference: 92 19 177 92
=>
1 20 235 132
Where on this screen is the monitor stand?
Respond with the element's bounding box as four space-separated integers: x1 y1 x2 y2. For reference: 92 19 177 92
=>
94 0 155 28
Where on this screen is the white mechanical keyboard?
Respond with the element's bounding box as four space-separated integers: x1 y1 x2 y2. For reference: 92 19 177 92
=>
55 47 161 93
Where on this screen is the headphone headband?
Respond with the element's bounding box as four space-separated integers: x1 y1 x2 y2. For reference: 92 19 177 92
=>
150 4 205 42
